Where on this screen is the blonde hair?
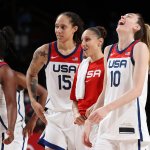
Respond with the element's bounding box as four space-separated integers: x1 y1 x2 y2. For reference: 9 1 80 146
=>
135 13 150 69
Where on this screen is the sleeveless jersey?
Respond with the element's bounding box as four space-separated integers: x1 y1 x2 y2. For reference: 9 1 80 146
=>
0 62 26 133
0 62 8 133
70 57 104 115
98 40 150 141
45 41 83 111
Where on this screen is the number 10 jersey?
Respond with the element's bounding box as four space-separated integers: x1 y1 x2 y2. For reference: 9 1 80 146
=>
98 40 150 142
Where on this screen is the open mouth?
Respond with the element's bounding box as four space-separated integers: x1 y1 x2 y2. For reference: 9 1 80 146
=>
83 48 88 51
118 20 125 25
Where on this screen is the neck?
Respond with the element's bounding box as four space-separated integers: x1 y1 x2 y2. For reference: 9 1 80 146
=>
57 40 76 55
118 36 134 50
91 51 104 62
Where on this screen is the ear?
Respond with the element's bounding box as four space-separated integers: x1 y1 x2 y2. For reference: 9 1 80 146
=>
134 24 141 31
98 38 104 47
73 26 78 32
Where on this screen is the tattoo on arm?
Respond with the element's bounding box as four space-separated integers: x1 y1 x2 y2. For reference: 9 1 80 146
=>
33 50 48 60
29 48 48 99
31 78 38 99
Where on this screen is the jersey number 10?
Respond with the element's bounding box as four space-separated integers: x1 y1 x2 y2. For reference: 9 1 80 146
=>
110 70 121 87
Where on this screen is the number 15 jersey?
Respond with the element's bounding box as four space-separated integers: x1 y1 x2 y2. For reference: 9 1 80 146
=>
45 41 83 112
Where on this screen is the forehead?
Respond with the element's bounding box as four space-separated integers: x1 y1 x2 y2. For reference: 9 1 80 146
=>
124 13 138 19
82 30 96 37
55 15 71 25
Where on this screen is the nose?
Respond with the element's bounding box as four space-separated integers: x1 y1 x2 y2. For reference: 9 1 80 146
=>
55 27 61 33
81 40 86 48
121 15 125 19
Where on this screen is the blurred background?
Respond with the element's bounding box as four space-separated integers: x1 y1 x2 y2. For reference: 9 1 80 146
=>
0 0 149 146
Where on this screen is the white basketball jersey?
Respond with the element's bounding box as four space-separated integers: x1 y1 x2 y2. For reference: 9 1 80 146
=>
45 41 83 111
16 90 26 127
0 62 8 133
0 88 26 133
98 40 150 141
0 85 7 134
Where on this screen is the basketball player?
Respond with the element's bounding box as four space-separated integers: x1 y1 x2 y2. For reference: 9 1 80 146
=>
83 13 150 150
70 26 106 149
2 71 47 150
0 61 17 147
0 26 17 147
0 25 48 150
26 11 84 150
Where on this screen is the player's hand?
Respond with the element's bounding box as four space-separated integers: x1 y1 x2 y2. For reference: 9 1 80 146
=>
31 101 47 125
3 130 14 145
85 104 94 118
82 120 92 148
88 106 109 124
74 114 86 125
23 114 38 137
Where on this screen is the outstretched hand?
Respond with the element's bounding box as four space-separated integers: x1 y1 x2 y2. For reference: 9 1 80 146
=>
3 130 14 145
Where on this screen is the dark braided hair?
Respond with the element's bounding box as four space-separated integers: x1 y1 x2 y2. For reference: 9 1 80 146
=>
0 26 15 59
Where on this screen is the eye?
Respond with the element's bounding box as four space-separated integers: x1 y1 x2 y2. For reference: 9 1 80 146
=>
60 25 67 30
55 24 59 29
85 37 90 42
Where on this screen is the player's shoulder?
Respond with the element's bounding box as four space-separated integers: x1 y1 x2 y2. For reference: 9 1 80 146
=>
0 64 15 81
35 43 49 53
134 41 148 49
104 44 113 56
133 41 149 55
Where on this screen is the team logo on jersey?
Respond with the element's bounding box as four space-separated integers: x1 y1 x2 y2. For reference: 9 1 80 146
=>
86 70 101 78
51 56 59 59
110 53 115 56
125 51 130 56
108 60 127 68
53 64 77 73
72 57 78 61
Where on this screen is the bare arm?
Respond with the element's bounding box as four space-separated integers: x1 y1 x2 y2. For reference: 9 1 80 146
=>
72 101 86 125
16 71 48 109
15 71 48 136
1 66 17 144
91 45 110 112
26 44 48 124
26 44 48 103
88 42 149 124
104 42 149 111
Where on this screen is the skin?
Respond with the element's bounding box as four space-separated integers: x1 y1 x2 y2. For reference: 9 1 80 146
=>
14 71 47 137
26 14 78 150
0 64 17 145
72 29 104 125
83 13 149 147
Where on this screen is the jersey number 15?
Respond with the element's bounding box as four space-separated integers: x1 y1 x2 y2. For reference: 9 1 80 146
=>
58 75 71 90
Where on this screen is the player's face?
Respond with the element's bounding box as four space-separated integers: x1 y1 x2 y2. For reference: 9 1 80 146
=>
55 15 77 43
116 13 140 34
81 30 102 57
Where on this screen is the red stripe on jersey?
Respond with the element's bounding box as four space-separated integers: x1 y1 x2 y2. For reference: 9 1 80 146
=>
109 40 140 59
49 41 82 63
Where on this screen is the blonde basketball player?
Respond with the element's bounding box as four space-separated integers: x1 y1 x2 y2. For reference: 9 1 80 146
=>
83 13 150 150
